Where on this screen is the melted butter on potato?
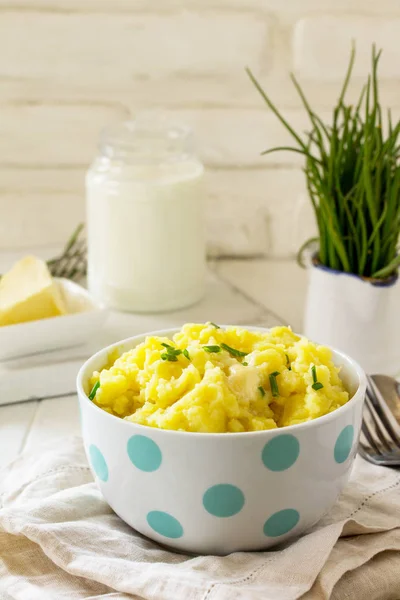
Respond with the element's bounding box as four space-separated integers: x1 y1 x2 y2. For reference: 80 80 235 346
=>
227 363 260 406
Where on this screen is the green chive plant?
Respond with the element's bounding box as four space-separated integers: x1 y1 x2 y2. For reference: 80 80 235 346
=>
247 45 400 280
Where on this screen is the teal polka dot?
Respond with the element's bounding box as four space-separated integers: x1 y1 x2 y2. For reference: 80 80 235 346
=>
334 425 354 464
127 435 162 472
262 434 300 471
147 511 183 539
264 508 300 537
89 444 108 482
203 484 245 517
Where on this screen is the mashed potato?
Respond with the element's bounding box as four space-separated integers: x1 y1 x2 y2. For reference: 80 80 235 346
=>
88 324 350 433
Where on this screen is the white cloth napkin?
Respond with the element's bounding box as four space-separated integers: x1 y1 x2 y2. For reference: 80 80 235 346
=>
1 437 400 600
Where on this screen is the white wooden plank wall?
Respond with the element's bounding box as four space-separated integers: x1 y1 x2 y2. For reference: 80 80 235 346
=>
0 0 400 256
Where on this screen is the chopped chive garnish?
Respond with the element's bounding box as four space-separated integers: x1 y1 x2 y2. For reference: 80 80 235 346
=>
161 343 181 357
242 361 248 366
203 345 221 353
88 381 100 401
209 322 220 329
220 343 248 358
161 353 178 362
258 386 265 397
312 382 324 391
310 365 324 390
183 349 190 360
311 365 317 384
285 353 291 370
269 372 280 397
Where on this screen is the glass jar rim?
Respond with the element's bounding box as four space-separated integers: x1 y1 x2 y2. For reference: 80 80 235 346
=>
100 112 195 164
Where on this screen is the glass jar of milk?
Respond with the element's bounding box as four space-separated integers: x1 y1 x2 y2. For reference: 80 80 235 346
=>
86 113 205 312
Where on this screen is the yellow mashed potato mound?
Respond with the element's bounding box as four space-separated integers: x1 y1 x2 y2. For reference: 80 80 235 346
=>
89 324 350 433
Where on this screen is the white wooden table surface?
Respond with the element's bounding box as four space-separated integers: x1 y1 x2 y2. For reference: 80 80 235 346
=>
0 248 307 470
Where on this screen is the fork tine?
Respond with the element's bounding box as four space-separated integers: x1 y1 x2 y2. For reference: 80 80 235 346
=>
364 394 393 452
358 441 371 460
359 442 400 466
51 238 87 280
367 375 400 448
358 441 382 464
361 418 383 456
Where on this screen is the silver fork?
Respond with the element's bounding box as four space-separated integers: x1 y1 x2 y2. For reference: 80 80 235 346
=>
47 223 87 282
359 375 400 466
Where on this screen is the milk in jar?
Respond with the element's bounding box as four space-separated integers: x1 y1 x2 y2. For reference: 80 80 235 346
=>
85 114 205 312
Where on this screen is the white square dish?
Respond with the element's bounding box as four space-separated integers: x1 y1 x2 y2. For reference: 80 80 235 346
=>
0 278 108 360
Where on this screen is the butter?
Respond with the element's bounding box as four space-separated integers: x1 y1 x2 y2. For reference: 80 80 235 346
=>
0 256 67 326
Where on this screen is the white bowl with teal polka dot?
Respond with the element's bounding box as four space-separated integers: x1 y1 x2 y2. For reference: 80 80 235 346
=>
77 328 366 555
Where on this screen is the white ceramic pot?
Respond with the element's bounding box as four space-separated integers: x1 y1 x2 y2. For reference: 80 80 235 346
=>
77 328 366 555
304 263 400 376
